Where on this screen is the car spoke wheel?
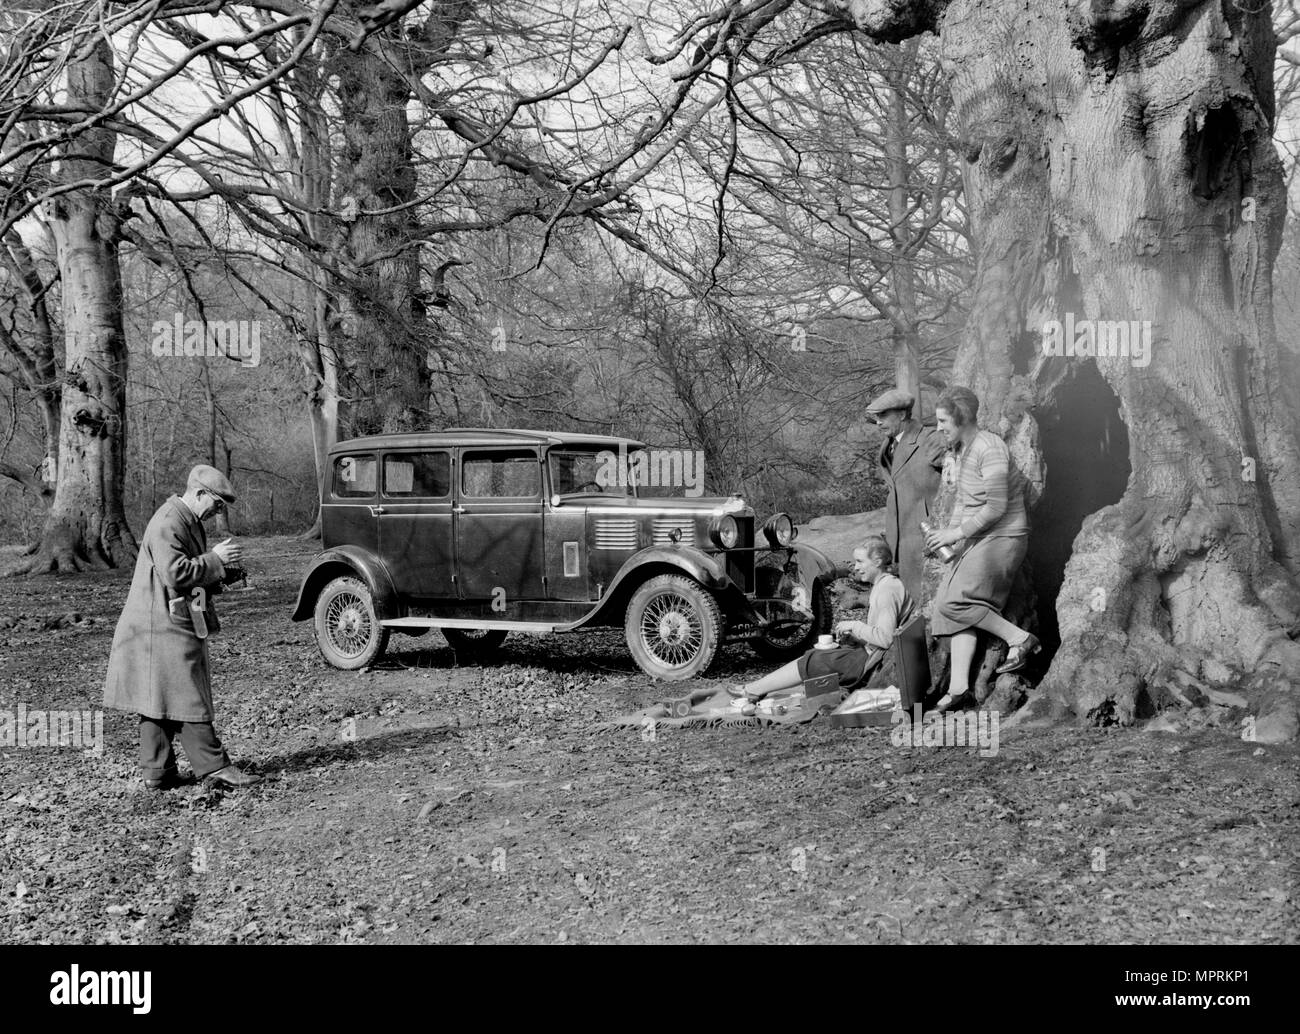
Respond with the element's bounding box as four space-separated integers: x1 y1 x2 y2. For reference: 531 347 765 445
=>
625 574 721 681
750 581 832 661
314 575 389 670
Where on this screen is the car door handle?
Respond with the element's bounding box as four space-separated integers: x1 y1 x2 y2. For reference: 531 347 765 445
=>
368 505 386 516
452 505 466 514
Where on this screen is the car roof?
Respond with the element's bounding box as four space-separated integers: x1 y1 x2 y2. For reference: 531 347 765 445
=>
331 428 648 452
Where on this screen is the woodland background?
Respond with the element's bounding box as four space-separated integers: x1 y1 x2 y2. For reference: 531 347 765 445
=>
3 1 1292 544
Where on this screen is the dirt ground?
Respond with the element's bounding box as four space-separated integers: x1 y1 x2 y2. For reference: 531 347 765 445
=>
1 536 1296 944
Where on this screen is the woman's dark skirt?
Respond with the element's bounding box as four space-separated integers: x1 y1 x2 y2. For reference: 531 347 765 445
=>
796 644 886 690
930 533 1028 636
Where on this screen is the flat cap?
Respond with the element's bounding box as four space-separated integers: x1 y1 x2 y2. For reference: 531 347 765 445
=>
866 388 915 415
186 464 236 503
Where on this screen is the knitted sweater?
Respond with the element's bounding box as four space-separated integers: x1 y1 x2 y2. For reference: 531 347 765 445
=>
846 573 914 650
947 430 1028 540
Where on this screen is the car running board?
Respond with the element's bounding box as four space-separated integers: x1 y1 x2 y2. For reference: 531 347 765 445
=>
380 617 558 633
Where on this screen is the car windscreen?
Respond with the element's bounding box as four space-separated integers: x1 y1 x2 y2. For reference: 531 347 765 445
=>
548 449 633 497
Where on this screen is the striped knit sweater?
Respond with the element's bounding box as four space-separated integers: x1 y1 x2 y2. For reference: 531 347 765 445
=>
947 430 1028 540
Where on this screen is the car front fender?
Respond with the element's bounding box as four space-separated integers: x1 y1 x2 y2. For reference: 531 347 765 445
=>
782 541 840 585
571 545 737 628
290 546 400 622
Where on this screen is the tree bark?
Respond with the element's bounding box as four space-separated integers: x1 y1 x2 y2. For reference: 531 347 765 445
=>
828 0 1300 731
333 5 428 437
0 231 59 508
883 41 924 410
18 37 136 573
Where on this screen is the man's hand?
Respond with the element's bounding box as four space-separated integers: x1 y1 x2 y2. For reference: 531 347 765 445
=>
213 538 243 565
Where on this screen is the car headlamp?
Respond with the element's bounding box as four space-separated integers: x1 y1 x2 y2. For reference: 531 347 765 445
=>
710 515 740 549
762 513 796 547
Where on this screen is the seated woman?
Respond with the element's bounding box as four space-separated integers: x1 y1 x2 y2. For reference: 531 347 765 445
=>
728 537 914 702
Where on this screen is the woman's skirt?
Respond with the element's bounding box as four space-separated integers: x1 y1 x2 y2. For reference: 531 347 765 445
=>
930 533 1028 636
796 644 886 690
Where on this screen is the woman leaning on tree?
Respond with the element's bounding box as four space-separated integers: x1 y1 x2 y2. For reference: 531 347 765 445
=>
924 386 1040 711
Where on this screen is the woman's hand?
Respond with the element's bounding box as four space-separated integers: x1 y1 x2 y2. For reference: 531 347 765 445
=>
834 620 867 643
924 526 963 550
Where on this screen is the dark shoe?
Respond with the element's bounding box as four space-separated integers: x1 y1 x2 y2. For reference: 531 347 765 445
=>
203 764 263 789
995 633 1042 674
933 690 972 714
142 769 188 791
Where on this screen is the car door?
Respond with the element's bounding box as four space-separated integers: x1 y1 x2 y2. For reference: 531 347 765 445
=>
377 449 455 598
322 452 379 554
455 447 545 601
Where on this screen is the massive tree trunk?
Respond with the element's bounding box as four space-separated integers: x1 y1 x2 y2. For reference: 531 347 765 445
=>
18 37 136 573
828 0 1300 738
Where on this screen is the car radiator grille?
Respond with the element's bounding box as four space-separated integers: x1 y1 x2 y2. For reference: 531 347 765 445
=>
594 518 639 550
727 516 755 592
651 519 695 546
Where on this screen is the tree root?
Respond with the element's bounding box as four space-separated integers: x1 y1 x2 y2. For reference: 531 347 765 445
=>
1045 504 1299 730
7 520 136 576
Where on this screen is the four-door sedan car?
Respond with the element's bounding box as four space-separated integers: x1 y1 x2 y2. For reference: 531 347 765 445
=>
292 429 838 680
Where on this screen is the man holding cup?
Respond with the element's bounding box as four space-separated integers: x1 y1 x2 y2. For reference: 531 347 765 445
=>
103 464 261 790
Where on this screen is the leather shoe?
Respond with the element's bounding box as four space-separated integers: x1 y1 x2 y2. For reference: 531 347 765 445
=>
933 690 972 714
203 764 263 789
143 770 188 791
995 633 1041 674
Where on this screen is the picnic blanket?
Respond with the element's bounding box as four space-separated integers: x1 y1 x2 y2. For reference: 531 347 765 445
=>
597 683 846 732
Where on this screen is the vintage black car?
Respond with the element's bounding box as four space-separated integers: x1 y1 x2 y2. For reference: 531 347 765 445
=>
291 429 838 680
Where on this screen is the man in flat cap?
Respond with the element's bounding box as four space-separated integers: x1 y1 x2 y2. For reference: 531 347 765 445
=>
103 465 261 790
867 388 947 604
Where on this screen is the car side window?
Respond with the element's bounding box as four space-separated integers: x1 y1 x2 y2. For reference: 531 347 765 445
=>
461 450 540 498
332 454 377 498
383 451 451 498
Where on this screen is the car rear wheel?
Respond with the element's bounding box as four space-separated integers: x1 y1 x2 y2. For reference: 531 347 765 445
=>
750 581 833 662
314 575 390 670
625 574 722 681
441 627 508 657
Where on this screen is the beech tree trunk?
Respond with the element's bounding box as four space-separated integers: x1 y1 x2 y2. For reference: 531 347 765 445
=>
883 42 925 411
19 37 136 573
333 7 428 437
829 0 1300 737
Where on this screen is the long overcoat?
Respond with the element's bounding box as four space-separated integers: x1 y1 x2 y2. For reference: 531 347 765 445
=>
103 496 227 722
876 418 947 602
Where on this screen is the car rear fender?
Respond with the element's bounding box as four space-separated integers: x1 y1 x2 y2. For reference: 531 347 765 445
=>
291 546 400 621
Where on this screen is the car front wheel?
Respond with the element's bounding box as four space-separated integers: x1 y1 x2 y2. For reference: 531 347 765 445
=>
625 574 722 681
314 575 390 670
